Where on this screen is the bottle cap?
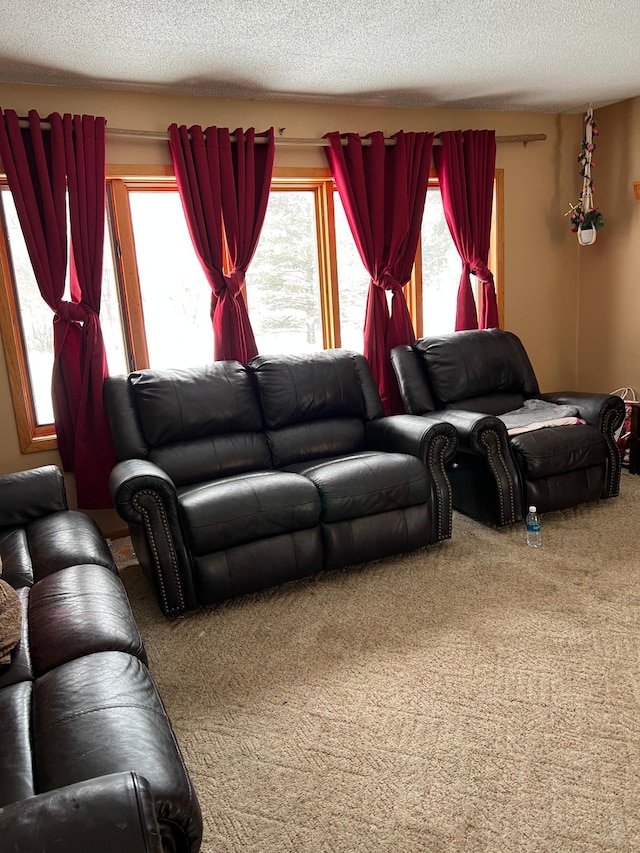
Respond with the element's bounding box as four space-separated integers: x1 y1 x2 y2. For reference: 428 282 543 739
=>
528 506 536 512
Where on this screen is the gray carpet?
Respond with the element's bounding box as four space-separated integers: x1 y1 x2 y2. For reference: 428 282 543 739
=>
119 473 640 853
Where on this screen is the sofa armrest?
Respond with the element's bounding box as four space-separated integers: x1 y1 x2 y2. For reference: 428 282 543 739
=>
109 460 196 616
366 414 457 461
0 772 163 853
434 410 508 454
109 459 179 523
536 391 625 434
428 410 523 526
366 414 457 541
0 465 68 529
537 391 626 498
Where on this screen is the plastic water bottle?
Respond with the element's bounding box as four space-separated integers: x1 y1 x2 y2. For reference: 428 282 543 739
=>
526 506 541 548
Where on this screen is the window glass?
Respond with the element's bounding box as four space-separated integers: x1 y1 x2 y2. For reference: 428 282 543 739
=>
0 169 499 450
0 189 126 426
128 191 213 368
100 234 128 378
1 189 54 424
334 192 369 353
421 188 465 336
245 191 323 355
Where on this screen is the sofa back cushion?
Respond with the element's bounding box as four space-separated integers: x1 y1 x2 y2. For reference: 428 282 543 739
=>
249 350 374 466
415 329 539 406
0 467 68 531
264 418 366 468
150 433 272 487
124 363 271 484
250 350 367 427
129 363 260 444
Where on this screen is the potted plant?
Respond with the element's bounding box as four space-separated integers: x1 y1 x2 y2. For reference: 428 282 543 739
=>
570 205 606 245
566 108 604 245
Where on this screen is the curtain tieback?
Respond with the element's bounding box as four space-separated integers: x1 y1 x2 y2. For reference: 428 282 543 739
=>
224 268 246 296
214 268 246 298
55 300 96 324
468 259 494 285
373 273 404 292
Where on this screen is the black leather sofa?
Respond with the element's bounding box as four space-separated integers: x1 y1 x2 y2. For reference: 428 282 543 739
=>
391 329 625 527
105 349 457 616
0 465 202 853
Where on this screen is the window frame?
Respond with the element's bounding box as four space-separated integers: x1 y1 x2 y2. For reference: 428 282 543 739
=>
0 164 503 452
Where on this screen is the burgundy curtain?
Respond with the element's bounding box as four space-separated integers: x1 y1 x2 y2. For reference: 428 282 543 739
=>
0 108 114 508
433 130 499 331
324 130 433 414
168 124 274 363
218 127 274 363
63 113 115 508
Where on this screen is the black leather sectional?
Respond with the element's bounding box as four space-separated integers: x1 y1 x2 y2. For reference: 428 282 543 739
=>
0 465 202 853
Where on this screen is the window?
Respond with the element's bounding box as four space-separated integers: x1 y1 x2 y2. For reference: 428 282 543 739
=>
0 166 503 451
126 190 212 368
246 190 324 354
0 189 56 427
334 192 369 352
420 186 462 337
419 176 503 337
0 185 126 450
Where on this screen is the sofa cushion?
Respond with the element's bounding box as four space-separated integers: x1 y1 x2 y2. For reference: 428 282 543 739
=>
509 424 608 480
0 579 21 665
0 465 67 531
28 565 147 675
0 511 115 589
32 651 202 850
178 471 321 555
266 418 366 468
150 432 272 488
250 350 366 428
129 362 262 447
417 329 539 404
285 451 430 523
0 530 33 589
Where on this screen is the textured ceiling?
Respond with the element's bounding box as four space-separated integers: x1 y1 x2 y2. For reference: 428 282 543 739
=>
0 0 638 114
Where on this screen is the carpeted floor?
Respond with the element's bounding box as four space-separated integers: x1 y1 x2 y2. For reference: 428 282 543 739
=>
117 474 640 853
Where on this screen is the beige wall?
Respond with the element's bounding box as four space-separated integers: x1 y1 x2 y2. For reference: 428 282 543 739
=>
0 82 583 531
577 96 640 394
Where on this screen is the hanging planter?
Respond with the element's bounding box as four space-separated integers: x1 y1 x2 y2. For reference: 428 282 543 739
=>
578 221 598 246
566 107 605 245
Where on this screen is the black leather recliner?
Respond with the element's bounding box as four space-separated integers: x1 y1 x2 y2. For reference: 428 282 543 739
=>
105 349 457 615
391 329 625 527
0 465 202 853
